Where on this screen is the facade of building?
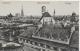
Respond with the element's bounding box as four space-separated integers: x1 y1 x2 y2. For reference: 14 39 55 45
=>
17 6 79 51
40 6 55 25
17 25 78 51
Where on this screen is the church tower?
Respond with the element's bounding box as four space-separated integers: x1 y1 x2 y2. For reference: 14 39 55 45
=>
53 9 55 17
40 6 55 25
42 6 46 15
21 5 24 17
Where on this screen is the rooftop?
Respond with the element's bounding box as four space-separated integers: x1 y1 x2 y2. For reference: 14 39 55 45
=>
19 27 37 38
70 31 79 48
42 12 51 17
32 24 71 44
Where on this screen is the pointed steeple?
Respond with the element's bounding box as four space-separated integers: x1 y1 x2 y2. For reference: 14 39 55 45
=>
21 5 24 17
53 9 55 17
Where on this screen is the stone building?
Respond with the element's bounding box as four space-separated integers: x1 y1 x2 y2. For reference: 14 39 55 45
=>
17 6 79 51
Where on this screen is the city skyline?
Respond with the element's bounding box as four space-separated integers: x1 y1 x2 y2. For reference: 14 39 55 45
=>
0 1 79 16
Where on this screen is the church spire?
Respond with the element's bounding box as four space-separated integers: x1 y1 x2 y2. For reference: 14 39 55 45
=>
21 5 24 17
54 9 55 17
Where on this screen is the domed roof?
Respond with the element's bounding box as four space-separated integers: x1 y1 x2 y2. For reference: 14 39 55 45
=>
72 12 76 16
42 6 46 8
7 13 13 17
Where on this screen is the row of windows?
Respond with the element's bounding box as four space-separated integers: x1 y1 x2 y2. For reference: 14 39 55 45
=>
19 38 58 51
19 38 71 51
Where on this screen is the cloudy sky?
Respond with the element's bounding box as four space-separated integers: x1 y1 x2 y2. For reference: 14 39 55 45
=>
0 1 79 16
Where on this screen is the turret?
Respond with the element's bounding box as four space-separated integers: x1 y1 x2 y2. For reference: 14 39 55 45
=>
70 12 76 22
42 6 46 14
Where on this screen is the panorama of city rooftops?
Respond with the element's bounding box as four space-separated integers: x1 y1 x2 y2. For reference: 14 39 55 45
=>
0 1 79 51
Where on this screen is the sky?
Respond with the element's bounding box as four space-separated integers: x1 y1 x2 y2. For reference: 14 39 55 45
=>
0 1 79 16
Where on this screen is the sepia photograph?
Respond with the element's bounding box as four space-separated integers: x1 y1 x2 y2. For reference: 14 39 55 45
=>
0 1 79 51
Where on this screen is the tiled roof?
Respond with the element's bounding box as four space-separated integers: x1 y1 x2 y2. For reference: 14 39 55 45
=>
39 12 51 21
19 27 37 37
42 12 51 17
33 24 71 42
